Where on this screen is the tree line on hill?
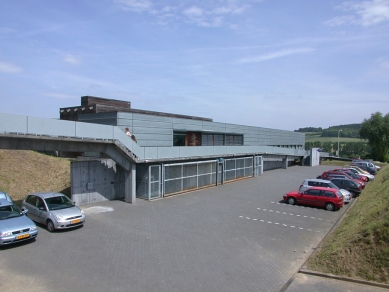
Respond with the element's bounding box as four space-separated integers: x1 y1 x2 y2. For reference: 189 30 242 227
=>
295 124 361 138
298 112 389 162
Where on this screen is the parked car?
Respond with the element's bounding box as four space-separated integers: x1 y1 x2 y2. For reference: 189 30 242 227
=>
342 167 375 181
0 199 38 246
283 187 344 211
299 179 352 203
352 159 380 171
319 171 366 188
350 161 377 175
329 168 368 182
329 178 363 197
22 192 85 232
0 190 12 202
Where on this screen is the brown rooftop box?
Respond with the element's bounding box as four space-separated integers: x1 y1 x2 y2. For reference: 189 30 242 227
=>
81 96 131 109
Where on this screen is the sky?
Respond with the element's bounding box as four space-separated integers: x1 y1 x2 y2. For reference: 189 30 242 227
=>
1 0 389 131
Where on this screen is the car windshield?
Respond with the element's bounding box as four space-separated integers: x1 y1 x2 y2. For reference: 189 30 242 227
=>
45 196 74 211
0 204 23 220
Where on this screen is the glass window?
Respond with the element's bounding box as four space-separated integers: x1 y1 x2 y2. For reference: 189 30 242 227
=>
26 195 37 206
173 132 186 146
323 191 335 198
306 189 320 196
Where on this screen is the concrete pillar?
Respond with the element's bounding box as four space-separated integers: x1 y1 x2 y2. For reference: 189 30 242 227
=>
282 156 288 169
125 163 136 204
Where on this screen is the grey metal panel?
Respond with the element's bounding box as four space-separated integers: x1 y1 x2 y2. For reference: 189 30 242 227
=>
139 140 171 147
76 122 114 140
173 118 203 129
28 117 76 137
202 121 226 132
143 147 159 159
135 134 171 141
0 113 28 133
197 146 215 156
133 113 173 123
132 119 172 129
178 146 199 157
157 147 180 158
132 127 171 135
117 112 133 120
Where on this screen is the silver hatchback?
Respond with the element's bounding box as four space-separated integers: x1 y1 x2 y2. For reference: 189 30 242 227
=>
22 192 85 232
0 199 38 246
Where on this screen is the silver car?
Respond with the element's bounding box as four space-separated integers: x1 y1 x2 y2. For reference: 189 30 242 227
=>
0 199 38 246
22 192 85 232
0 190 13 202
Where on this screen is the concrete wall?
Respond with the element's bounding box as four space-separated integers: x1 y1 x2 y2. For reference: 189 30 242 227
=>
310 148 321 167
71 159 125 205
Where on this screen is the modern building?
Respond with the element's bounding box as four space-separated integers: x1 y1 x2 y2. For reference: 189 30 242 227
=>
59 96 306 205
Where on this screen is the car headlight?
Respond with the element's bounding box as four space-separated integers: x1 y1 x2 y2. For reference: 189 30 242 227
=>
80 210 85 215
0 231 12 238
30 226 37 231
55 214 64 221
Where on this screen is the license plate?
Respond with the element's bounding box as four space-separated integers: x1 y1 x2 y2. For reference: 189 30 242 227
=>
71 219 81 224
16 234 30 240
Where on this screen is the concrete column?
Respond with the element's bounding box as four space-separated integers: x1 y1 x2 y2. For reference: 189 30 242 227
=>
125 163 136 204
282 156 288 169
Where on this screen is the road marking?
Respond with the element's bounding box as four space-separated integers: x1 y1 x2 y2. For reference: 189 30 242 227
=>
82 206 114 215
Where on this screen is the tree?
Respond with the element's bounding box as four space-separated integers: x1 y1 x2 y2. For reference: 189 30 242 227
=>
359 112 389 161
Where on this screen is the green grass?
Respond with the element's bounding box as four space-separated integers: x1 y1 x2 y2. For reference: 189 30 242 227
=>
307 163 389 283
305 136 366 143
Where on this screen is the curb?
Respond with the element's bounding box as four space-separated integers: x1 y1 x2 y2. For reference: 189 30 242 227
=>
299 268 389 290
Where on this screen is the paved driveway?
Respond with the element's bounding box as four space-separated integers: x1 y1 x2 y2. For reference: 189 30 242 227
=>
0 165 376 292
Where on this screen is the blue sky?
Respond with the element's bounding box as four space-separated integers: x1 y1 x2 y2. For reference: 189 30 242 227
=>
1 0 389 131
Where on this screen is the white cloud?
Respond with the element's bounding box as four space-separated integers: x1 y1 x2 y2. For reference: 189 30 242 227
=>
63 54 80 65
114 0 152 13
326 0 389 26
112 0 255 28
356 0 389 26
0 61 23 73
237 48 314 64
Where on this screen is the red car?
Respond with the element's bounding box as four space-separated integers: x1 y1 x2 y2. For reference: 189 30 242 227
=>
283 187 344 211
319 171 366 188
330 168 368 182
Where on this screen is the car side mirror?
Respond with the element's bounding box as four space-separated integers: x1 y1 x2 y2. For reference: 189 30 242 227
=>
21 207 28 214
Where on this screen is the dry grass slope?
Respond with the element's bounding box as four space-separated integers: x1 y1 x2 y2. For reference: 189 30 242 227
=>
0 150 71 201
307 163 389 283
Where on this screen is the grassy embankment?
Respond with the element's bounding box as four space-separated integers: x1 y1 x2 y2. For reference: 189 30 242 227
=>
0 150 71 204
308 161 389 283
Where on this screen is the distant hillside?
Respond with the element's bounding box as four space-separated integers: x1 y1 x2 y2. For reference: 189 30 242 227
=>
295 123 361 138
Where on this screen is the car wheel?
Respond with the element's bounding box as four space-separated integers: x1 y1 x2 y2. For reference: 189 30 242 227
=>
47 220 55 232
287 197 296 205
325 203 335 211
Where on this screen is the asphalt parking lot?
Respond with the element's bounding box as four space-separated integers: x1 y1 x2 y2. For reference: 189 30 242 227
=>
0 165 385 292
